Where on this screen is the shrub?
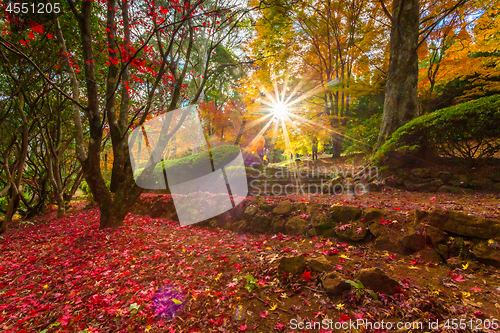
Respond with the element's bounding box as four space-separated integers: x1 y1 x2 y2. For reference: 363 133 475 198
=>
343 113 382 155
374 95 500 168
133 144 242 188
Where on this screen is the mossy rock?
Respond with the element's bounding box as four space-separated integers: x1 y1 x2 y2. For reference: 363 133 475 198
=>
285 216 307 235
363 208 384 223
472 241 500 267
273 200 293 215
278 255 306 276
335 223 367 242
330 205 363 223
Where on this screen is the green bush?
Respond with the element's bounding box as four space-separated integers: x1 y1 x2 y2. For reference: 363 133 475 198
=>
343 113 382 155
374 95 500 167
133 144 241 188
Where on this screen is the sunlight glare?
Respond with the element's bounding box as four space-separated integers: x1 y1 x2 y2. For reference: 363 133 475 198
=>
272 102 288 118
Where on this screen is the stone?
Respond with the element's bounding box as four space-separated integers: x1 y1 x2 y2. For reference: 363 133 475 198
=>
356 267 401 295
424 225 446 245
251 195 264 206
363 208 384 223
435 243 450 260
401 232 427 253
373 234 404 254
278 255 306 276
284 216 307 235
403 180 417 191
330 206 362 223
470 178 493 189
382 176 399 187
273 200 293 215
414 182 432 191
244 205 258 217
271 216 286 233
307 203 322 215
472 242 500 268
321 272 351 295
252 214 271 233
369 222 384 237
367 181 382 192
236 220 248 233
335 224 367 242
450 175 469 187
430 179 444 187
307 255 332 272
416 247 443 264
412 168 431 179
311 213 332 234
436 171 452 182
424 210 500 239
437 185 464 194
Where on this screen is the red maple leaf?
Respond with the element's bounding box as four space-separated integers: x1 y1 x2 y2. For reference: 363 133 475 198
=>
302 270 313 282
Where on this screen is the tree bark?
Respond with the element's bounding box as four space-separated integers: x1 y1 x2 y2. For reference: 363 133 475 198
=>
377 0 420 147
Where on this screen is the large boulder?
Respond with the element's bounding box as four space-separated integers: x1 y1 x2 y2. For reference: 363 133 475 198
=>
411 168 431 179
373 234 404 254
271 216 286 233
330 206 362 223
450 175 469 187
356 267 401 295
307 255 332 272
307 203 322 215
363 208 384 223
368 222 384 237
335 224 367 242
424 225 447 245
310 213 332 234
278 255 306 276
471 242 500 268
244 205 258 217
416 247 443 265
284 216 307 235
401 232 427 253
438 185 464 194
321 272 351 295
251 213 271 234
273 200 293 215
470 177 493 189
419 210 500 239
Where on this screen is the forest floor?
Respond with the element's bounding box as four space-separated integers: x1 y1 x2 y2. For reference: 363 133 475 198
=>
1 189 500 333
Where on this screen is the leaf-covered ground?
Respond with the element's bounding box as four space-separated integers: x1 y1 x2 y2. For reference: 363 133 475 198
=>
1 195 500 333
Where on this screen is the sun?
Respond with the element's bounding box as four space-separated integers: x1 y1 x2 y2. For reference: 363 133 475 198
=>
272 102 288 118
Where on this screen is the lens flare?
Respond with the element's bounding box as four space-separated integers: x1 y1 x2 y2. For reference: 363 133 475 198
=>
272 102 288 118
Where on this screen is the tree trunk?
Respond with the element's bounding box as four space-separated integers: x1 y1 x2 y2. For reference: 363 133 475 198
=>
234 118 247 145
0 190 20 234
377 0 420 147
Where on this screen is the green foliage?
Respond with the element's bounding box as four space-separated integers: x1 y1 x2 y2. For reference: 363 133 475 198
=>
345 279 378 300
79 181 94 202
374 95 500 167
244 274 257 292
134 145 242 187
343 113 382 155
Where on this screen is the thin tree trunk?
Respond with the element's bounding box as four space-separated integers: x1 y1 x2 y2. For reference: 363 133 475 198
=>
234 118 247 145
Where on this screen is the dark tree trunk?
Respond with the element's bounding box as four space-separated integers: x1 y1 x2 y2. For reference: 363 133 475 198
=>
234 118 246 146
377 0 420 147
